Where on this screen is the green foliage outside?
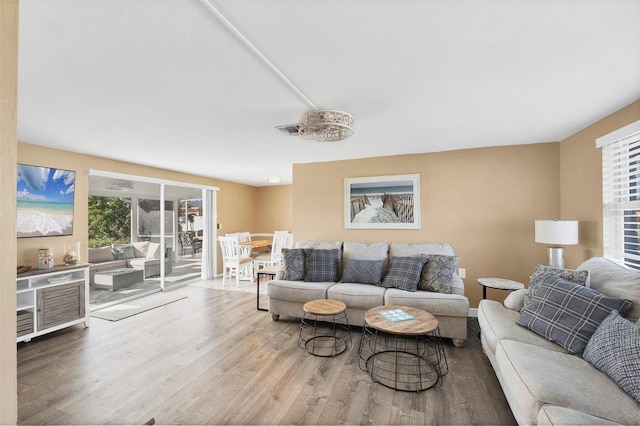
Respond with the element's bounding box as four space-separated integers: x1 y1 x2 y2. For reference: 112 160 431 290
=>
88 196 131 248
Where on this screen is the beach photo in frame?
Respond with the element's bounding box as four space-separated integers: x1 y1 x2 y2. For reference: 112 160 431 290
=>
345 174 420 229
17 164 76 238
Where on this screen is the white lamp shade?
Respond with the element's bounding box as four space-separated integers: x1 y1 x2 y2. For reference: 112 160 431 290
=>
535 220 579 245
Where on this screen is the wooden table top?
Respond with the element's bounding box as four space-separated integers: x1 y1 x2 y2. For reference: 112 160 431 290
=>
364 305 438 335
240 239 272 249
303 299 347 315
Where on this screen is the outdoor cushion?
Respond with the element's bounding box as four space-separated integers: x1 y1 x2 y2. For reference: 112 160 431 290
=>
112 244 135 260
132 241 150 257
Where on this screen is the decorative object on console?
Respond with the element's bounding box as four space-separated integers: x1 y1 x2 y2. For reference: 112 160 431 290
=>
534 219 579 268
64 242 80 265
38 248 54 269
298 110 353 142
345 174 420 230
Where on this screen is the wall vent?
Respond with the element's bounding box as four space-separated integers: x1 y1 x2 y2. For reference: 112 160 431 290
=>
275 123 299 136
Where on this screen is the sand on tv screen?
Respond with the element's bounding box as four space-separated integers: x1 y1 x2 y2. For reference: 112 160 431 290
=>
17 164 76 238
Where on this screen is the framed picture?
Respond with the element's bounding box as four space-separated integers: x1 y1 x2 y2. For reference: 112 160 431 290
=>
345 174 420 229
17 164 76 238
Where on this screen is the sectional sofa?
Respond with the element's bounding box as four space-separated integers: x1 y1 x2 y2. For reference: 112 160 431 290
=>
266 241 470 346
478 257 640 425
88 241 173 284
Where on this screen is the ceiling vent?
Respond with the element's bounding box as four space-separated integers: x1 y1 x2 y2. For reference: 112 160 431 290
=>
275 123 300 136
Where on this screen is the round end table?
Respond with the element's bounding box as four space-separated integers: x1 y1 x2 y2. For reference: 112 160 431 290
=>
477 277 525 300
298 299 352 357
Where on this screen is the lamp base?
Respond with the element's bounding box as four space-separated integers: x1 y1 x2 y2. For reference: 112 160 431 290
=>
547 247 565 269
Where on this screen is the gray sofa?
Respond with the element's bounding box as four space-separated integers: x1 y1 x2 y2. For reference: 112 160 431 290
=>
478 257 640 425
88 241 173 284
267 241 470 346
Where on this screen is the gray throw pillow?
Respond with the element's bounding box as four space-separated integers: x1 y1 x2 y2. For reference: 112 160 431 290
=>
282 248 306 281
516 276 633 355
380 256 427 292
583 310 640 402
304 249 340 282
525 264 590 309
111 244 135 260
417 254 458 293
341 258 384 285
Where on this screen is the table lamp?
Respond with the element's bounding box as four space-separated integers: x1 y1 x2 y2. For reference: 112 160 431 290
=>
535 220 579 269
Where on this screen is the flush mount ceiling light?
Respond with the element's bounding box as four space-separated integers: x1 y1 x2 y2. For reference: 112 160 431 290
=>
298 110 354 142
266 176 281 183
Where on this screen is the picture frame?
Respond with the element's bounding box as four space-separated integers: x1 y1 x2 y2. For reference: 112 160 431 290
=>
345 174 420 229
17 164 76 238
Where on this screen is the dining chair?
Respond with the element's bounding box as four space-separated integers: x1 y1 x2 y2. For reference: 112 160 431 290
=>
227 232 253 257
218 236 254 287
284 232 294 249
254 230 288 273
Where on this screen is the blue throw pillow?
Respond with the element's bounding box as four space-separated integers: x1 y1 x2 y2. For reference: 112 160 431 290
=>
304 249 340 282
380 256 427 292
282 248 306 281
341 258 384 285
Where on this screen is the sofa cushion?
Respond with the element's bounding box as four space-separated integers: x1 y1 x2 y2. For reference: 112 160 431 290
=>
296 240 342 250
380 256 427 291
282 248 306 281
583 310 640 402
496 340 639 426
384 288 469 318
478 300 568 356
418 254 458 293
537 405 624 426
88 246 114 263
327 283 385 310
112 244 135 260
266 279 335 303
304 249 340 282
132 241 150 258
343 241 388 261
340 258 384 285
389 242 455 257
578 257 640 323
517 276 633 355
146 242 160 258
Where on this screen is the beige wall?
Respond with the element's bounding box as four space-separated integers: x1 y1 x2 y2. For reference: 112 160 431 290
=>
293 143 561 308
1 0 18 423
17 143 259 275
561 99 640 267
254 185 293 234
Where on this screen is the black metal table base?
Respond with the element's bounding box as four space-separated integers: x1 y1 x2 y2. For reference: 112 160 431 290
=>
298 311 352 357
358 324 448 391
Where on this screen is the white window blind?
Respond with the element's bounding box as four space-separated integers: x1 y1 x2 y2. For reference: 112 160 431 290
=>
599 122 640 270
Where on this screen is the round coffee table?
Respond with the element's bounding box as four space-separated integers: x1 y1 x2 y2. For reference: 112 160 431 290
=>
358 305 448 392
298 299 352 357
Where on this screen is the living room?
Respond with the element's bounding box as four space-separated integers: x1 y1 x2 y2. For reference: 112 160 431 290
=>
2 1 640 424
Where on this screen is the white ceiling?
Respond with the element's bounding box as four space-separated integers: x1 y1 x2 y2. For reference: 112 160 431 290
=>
17 1 640 187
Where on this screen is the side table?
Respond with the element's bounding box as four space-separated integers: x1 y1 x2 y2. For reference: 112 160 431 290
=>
256 265 281 311
298 299 352 357
477 277 525 300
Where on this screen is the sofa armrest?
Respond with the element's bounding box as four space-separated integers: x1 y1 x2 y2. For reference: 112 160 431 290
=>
450 274 465 296
503 288 528 311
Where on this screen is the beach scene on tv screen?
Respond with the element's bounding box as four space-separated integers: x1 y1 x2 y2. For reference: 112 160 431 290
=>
17 164 75 238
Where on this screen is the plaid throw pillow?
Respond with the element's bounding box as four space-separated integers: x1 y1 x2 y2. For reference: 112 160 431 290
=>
282 248 306 281
341 258 384 285
583 310 640 402
525 265 589 310
380 256 427 292
304 249 340 282
517 276 633 355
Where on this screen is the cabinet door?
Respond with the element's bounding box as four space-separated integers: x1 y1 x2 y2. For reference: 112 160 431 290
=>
36 281 85 331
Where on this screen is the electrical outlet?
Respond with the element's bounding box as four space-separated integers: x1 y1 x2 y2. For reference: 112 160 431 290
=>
458 268 466 279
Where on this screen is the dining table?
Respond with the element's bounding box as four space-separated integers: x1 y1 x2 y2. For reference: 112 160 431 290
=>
240 239 272 249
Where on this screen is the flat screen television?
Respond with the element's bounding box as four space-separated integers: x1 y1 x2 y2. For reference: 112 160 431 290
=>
17 164 76 238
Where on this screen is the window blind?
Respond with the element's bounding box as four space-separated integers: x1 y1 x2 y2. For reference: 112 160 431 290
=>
601 127 640 270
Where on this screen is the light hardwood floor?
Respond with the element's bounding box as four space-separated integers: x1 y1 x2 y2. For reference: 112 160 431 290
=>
17 281 516 425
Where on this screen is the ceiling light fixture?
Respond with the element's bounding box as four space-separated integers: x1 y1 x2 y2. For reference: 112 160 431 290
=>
267 177 281 183
298 110 354 142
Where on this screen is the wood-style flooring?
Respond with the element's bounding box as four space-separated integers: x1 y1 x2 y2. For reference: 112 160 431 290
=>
17 282 516 425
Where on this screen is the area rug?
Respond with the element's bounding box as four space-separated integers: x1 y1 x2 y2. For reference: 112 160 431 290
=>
90 293 187 321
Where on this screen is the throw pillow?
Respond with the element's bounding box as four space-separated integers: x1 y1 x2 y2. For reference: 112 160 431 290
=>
516 276 633 355
417 254 458 293
504 289 528 312
583 310 640 402
111 244 135 260
340 258 384 285
132 241 150 258
146 242 160 259
525 264 590 309
282 248 306 281
304 249 340 282
380 256 428 292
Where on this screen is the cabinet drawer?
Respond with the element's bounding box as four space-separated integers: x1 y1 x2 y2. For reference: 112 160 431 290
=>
17 310 34 337
37 281 85 331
